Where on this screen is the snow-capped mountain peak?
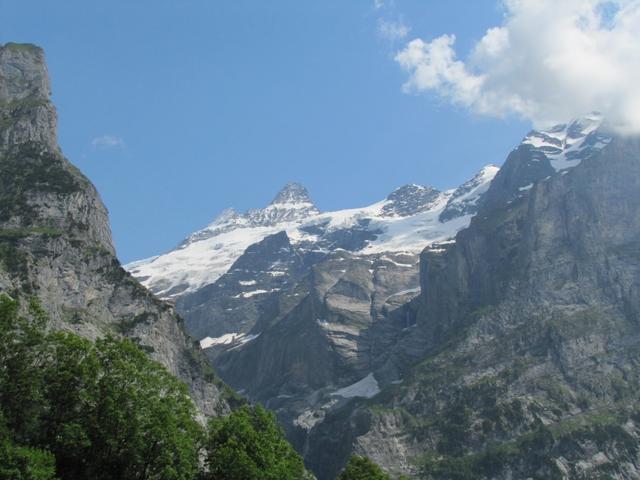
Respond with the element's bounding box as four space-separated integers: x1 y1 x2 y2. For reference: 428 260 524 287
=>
208 207 240 227
523 113 611 171
270 182 316 206
125 167 499 299
381 184 441 217
246 182 320 226
439 164 500 222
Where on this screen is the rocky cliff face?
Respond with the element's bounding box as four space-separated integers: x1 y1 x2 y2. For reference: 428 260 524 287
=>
0 43 58 153
117 42 639 477
304 131 640 479
0 43 231 417
126 160 499 468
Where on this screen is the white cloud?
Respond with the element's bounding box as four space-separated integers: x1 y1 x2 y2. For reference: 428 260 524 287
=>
395 0 640 134
378 18 410 42
91 134 125 149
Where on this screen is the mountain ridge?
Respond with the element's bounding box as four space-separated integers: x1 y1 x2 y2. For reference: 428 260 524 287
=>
303 132 640 479
128 111 630 479
126 166 498 299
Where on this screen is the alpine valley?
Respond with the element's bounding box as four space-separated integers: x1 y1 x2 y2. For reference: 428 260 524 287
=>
3 38 640 480
127 98 640 480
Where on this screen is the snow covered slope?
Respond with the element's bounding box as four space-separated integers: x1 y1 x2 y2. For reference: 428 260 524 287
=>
126 169 498 299
522 113 611 171
126 115 614 300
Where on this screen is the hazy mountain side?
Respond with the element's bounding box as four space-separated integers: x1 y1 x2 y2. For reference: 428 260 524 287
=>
303 135 640 479
0 42 231 417
205 246 421 467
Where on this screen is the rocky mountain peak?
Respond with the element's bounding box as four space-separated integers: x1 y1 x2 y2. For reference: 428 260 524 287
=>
438 164 499 222
209 207 240 226
381 184 441 217
176 185 320 253
0 43 49 102
0 42 112 252
522 112 610 171
270 182 315 206
0 43 58 152
243 182 319 226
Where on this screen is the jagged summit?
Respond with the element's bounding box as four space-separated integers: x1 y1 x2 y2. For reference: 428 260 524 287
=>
127 165 499 298
174 183 321 261
381 184 441 217
270 182 315 206
251 182 320 226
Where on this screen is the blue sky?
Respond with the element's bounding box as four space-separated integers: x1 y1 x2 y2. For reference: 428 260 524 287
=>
1 0 531 262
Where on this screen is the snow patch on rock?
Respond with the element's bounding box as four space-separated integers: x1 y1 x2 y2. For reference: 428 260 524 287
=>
331 373 381 399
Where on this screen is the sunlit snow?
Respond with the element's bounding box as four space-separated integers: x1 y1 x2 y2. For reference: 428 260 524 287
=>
330 373 381 399
125 165 499 299
199 332 261 349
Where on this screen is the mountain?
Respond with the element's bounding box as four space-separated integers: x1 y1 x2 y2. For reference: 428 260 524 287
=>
0 43 232 417
128 113 640 479
127 167 498 302
126 156 500 465
303 124 640 479
126 166 500 359
14 39 638 480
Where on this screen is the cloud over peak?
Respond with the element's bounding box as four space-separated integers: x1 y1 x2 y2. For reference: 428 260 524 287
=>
395 0 640 134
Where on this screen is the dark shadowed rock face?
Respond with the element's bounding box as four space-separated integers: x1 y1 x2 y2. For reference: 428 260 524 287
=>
177 230 311 340
305 135 640 479
211 248 421 457
0 43 231 417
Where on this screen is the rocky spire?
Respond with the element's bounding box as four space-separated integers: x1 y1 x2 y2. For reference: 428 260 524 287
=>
270 182 315 206
0 42 230 417
0 43 58 152
0 42 113 252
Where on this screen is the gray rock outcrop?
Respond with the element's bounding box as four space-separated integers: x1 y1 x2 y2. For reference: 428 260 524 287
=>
0 42 231 417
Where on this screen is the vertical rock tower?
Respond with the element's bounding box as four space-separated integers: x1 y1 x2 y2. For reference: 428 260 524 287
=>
0 43 231 416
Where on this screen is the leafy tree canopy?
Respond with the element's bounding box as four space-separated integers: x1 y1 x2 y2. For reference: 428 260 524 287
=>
0 295 200 480
337 455 390 480
203 404 307 480
0 294 313 480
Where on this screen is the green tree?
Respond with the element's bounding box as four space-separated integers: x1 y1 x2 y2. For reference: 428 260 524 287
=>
0 294 203 480
337 455 390 480
39 333 97 478
0 410 57 480
203 404 306 480
0 295 48 442
42 335 202 480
